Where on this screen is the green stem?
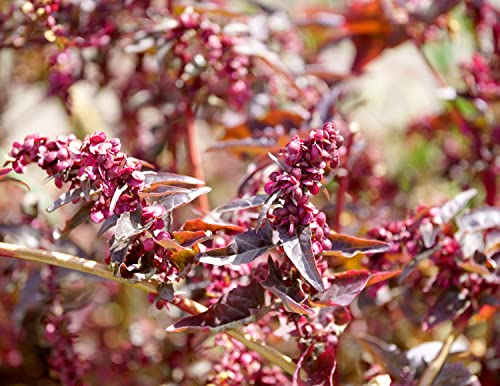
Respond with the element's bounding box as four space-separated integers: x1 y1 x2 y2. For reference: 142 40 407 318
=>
0 241 296 376
417 327 462 386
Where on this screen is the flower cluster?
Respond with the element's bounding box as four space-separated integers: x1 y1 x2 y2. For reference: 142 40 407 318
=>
265 122 343 252
207 335 291 386
41 266 88 386
365 204 499 323
165 7 252 109
8 131 145 223
462 53 500 100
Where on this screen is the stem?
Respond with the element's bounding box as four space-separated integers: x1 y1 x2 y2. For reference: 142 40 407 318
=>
0 241 296 376
185 104 209 212
333 130 354 232
417 327 461 386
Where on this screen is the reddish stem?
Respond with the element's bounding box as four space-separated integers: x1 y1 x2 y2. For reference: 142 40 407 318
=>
333 131 354 232
185 104 209 212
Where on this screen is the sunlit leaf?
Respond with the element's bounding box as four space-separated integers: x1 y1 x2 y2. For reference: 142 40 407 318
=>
167 282 265 333
199 223 276 265
423 289 471 330
261 257 313 315
215 194 268 213
159 187 211 212
322 232 390 258
280 226 325 293
435 189 477 224
144 171 205 186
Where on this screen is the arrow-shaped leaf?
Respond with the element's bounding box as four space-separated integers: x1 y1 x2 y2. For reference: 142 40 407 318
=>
261 257 313 315
322 232 390 258
280 226 325 293
167 282 265 333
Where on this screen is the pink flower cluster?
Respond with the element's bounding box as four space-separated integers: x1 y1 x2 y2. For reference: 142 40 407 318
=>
9 132 145 223
167 7 252 108
265 122 343 252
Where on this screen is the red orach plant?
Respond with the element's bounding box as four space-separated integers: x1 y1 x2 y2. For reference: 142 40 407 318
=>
0 1 498 385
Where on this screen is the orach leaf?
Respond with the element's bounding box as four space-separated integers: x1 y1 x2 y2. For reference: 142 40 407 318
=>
47 188 82 212
215 194 268 213
261 257 313 315
315 270 369 307
433 363 479 386
356 335 410 379
399 246 439 283
423 289 471 330
280 226 325 293
206 137 277 155
457 207 500 232
172 230 208 247
139 185 192 198
158 186 211 212
322 232 390 258
293 342 336 386
115 208 149 241
144 171 205 187
97 214 119 237
183 216 245 233
434 189 477 224
0 167 30 190
167 282 265 333
169 248 198 273
198 223 276 265
256 190 280 231
157 282 174 302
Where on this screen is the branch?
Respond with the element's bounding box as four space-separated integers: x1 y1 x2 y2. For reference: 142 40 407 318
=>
185 104 209 212
0 241 296 376
417 327 462 386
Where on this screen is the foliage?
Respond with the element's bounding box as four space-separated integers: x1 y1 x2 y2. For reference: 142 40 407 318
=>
0 0 498 385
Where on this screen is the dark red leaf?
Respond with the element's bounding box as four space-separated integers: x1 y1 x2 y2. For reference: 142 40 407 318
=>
167 282 266 333
144 171 205 186
315 270 370 307
214 194 268 213
293 341 336 386
322 232 390 258
280 226 325 293
423 289 471 330
435 189 477 224
158 186 211 212
198 222 276 265
261 257 313 315
47 188 82 212
356 335 409 379
182 216 245 233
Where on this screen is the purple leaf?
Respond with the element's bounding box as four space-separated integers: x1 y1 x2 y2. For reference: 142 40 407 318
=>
280 226 325 293
423 289 471 330
322 233 390 258
167 282 265 333
356 335 410 379
198 222 276 265
144 171 205 186
215 194 268 213
97 214 119 237
157 282 174 302
47 188 82 212
315 270 370 307
399 246 439 283
158 186 211 212
256 190 280 231
261 257 313 315
293 341 336 386
433 363 480 386
434 189 477 224
457 207 500 232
